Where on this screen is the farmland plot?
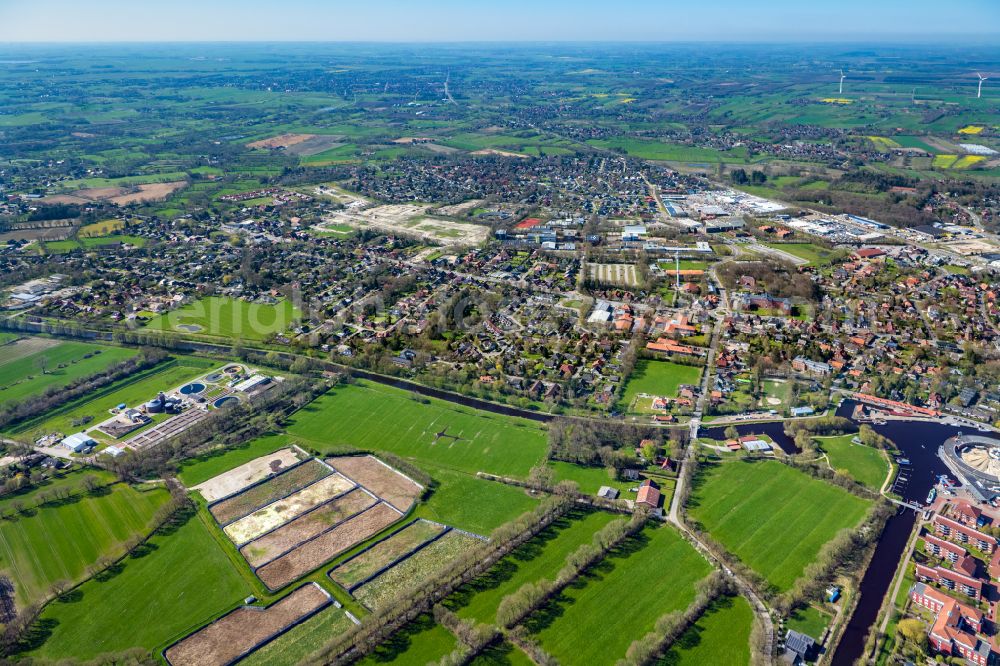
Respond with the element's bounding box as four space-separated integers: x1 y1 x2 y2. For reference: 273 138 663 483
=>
256 502 402 591
328 455 423 511
192 448 306 502
164 583 331 666
329 519 447 590
223 473 356 545
209 459 332 525
240 487 378 567
354 530 480 610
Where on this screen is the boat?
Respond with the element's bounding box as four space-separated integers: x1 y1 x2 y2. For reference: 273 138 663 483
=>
897 458 911 466
926 488 937 504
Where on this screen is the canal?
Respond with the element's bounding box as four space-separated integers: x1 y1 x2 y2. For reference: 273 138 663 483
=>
702 406 969 664
830 409 964 665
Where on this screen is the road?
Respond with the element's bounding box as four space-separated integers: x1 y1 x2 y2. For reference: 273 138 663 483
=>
667 444 776 660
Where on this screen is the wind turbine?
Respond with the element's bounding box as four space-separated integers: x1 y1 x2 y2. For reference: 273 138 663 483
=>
977 73 989 99
839 69 846 95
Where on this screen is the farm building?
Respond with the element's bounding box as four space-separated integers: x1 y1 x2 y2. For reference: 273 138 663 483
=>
61 432 96 453
636 479 660 509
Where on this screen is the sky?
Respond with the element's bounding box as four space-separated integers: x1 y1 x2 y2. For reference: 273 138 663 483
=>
0 0 998 43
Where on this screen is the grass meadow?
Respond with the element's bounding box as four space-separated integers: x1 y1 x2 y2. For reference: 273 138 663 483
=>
659 594 754 666
285 380 549 478
527 525 712 664
143 296 301 341
26 511 248 660
0 340 137 404
619 360 702 413
687 460 870 592
0 470 169 609
446 509 617 623
816 435 888 490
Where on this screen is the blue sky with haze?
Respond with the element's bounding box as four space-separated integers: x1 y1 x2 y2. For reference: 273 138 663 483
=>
1 0 997 42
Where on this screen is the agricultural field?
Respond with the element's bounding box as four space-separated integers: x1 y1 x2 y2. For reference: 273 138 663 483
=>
191 447 307 503
0 470 169 609
619 360 703 413
197 449 419 590
286 380 549 478
867 136 901 150
328 455 424 511
586 262 639 287
165 583 331 666
357 614 457 666
660 595 754 666
815 435 889 490
177 434 296 488
0 338 137 404
239 605 354 666
25 513 248 660
222 473 355 545
78 219 124 236
410 466 539 535
446 509 617 623
687 460 871 592
143 296 301 341
256 502 402 590
209 458 334 524
761 242 832 266
241 488 377 567
527 525 712 664
353 529 481 610
330 519 446 590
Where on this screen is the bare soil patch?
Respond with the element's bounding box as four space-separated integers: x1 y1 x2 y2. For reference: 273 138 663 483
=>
240 487 378 567
109 181 186 205
210 459 332 525
247 133 317 150
328 455 423 511
192 448 305 503
256 502 401 591
164 583 330 666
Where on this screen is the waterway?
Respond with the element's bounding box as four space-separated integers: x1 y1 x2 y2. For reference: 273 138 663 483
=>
830 406 966 665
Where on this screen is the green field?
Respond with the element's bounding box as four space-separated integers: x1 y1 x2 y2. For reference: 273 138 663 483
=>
688 460 870 592
358 614 457 665
0 470 169 609
528 525 712 664
549 461 633 495
13 356 216 438
27 511 249 660
143 296 301 341
786 604 831 639
241 605 354 666
0 339 137 404
660 595 754 666
446 509 617 623
411 466 538 535
286 381 549 478
619 360 702 413
762 243 831 266
43 235 147 254
816 435 888 490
